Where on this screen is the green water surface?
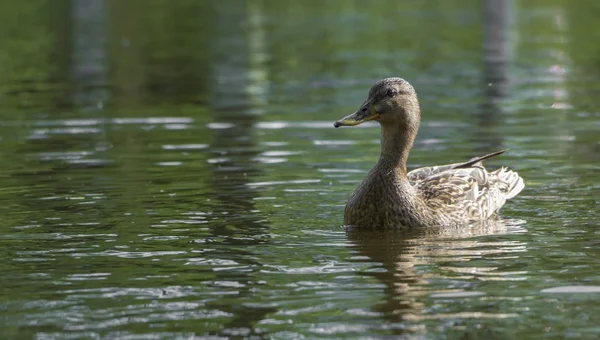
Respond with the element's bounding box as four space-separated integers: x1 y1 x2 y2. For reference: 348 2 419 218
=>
0 0 599 339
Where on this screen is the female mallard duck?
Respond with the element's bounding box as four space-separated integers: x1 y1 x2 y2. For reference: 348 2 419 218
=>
334 78 524 228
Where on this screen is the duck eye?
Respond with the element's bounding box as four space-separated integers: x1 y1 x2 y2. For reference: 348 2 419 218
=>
387 88 398 97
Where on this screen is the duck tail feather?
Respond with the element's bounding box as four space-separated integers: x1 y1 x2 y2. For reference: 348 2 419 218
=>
495 167 525 199
452 149 507 169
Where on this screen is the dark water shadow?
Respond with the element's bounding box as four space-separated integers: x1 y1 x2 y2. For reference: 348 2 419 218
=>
5 0 112 221
472 0 513 154
205 0 269 249
346 218 527 335
199 1 276 336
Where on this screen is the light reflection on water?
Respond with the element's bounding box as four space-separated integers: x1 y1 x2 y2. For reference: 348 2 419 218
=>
2 109 598 338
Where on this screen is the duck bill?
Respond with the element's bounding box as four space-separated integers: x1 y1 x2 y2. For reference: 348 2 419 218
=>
333 107 380 128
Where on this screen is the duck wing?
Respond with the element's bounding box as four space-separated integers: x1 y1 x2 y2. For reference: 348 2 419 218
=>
410 150 524 220
407 150 507 185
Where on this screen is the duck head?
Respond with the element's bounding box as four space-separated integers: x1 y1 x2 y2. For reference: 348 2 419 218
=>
334 77 421 129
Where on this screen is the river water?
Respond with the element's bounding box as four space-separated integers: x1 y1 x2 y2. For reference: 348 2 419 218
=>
1 1 599 339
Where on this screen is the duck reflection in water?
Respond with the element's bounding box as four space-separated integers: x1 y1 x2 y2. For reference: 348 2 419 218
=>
345 218 527 333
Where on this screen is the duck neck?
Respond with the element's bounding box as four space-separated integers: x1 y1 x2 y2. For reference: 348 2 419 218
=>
377 120 419 177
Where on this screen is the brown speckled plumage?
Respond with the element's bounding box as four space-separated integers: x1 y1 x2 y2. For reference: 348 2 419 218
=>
334 78 524 229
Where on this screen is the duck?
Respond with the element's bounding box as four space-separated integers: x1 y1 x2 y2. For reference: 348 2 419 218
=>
333 77 524 229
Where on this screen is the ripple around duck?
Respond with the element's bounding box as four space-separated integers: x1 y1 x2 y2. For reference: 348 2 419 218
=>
541 286 600 294
245 179 321 187
313 140 357 146
156 161 183 166
161 143 209 150
253 157 288 164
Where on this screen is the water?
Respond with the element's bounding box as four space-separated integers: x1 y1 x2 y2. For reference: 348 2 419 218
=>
1 0 599 338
